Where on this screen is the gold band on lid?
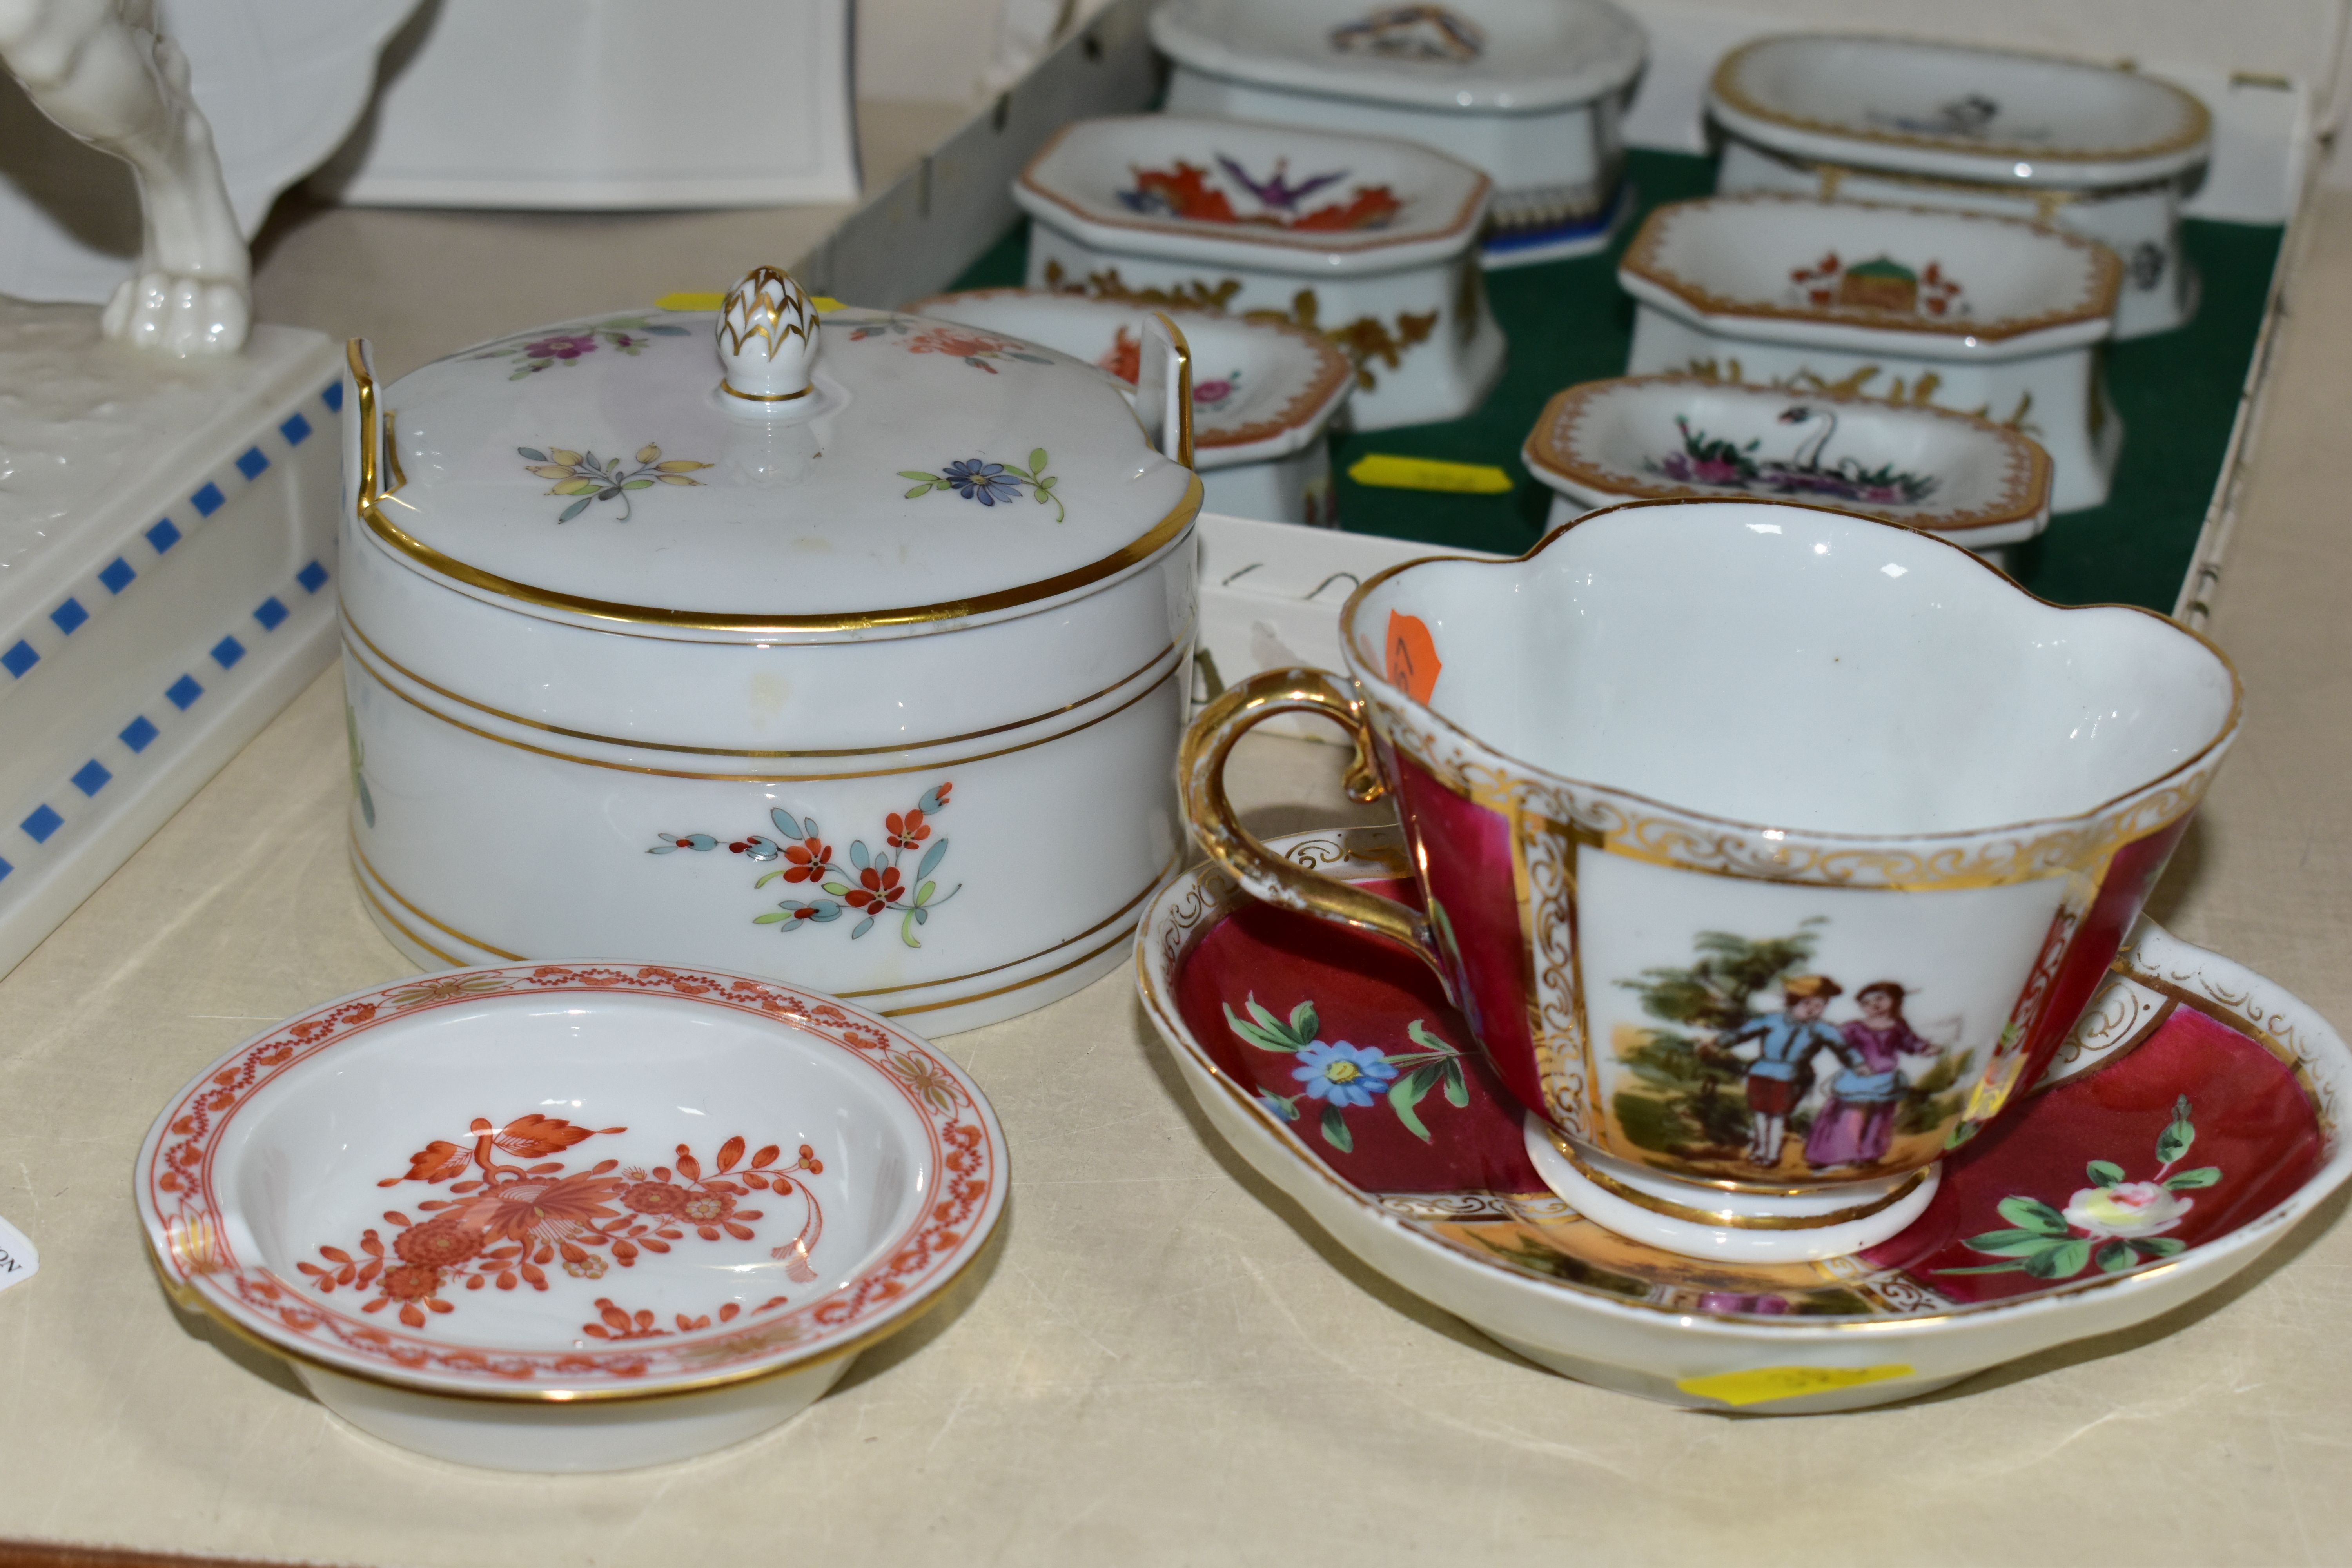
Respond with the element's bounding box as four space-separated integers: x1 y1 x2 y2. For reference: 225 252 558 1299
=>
720 382 814 402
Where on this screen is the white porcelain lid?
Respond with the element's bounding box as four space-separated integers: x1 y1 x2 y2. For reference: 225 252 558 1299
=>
1620 195 2121 358
1709 35 2211 189
353 269 1199 641
1149 0 1645 112
1015 116 1490 276
904 289 1354 468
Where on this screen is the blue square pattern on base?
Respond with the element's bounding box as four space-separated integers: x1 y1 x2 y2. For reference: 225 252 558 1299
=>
0 396 344 894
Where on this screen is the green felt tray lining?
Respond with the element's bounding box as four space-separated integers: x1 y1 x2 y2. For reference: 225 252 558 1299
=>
948 149 2281 613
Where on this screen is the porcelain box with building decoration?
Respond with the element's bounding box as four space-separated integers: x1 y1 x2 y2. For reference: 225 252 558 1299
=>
1620 194 2122 513
1708 34 2210 341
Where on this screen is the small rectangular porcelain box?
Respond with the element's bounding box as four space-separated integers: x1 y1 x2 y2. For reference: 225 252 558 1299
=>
1708 34 2210 341
1152 0 1648 266
1015 114 1505 430
1619 194 2122 513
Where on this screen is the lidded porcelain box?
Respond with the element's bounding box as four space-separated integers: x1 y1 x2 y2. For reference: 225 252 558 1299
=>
1620 195 2122 513
1151 0 1648 265
1016 115 1504 430
1708 35 2210 339
339 269 1203 1033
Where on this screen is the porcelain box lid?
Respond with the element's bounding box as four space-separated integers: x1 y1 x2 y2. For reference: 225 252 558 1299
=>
1148 0 1646 113
1620 194 2122 357
1709 34 2212 189
1016 116 1492 275
346 268 1201 642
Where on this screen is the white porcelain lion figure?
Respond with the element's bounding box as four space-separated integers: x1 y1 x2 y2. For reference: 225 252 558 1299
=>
0 0 249 353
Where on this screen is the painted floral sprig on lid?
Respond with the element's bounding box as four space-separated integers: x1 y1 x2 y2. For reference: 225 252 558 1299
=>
717 265 819 404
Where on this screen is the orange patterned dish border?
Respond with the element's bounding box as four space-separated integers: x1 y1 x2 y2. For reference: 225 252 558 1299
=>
140 963 1004 1402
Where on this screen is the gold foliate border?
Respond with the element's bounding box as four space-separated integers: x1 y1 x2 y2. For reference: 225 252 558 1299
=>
1375 696 2222 891
1522 374 2052 534
1619 194 2124 345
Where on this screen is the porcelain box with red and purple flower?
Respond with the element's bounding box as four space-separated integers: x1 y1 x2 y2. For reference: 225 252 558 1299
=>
337 267 1202 1034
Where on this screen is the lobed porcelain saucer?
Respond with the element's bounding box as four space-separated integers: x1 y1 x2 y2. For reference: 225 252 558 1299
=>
1137 826 2349 1413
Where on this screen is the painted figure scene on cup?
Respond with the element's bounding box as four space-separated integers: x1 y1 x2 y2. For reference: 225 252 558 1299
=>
1608 919 1978 1181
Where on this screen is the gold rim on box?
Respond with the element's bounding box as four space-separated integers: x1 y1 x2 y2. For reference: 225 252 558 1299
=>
1521 374 2052 534
1540 1127 1931 1227
340 605 1180 762
346 340 1201 639
1333 495 2243 890
1618 194 2124 345
1709 35 2212 170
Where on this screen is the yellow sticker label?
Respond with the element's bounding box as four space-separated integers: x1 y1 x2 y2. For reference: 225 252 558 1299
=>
1347 454 1514 494
654 292 844 314
1674 1363 1915 1407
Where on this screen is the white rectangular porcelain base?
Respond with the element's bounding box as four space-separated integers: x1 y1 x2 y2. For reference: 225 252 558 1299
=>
1625 305 2120 514
0 307 343 979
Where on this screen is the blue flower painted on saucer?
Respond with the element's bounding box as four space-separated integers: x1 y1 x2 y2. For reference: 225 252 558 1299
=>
1294 1039 1399 1108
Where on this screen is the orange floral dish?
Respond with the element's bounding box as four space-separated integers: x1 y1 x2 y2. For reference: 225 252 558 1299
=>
134 961 1006 1472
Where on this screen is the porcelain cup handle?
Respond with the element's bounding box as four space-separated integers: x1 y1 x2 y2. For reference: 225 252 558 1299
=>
1135 311 1194 467
1179 666 1444 978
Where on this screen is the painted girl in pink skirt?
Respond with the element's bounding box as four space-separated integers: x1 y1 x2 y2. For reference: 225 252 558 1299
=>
1803 981 1928 1169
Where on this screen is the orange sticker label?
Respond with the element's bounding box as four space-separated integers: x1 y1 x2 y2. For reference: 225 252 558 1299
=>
1386 611 1441 705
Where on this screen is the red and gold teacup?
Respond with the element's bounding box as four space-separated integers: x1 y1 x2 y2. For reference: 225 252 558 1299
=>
1180 501 2239 1260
